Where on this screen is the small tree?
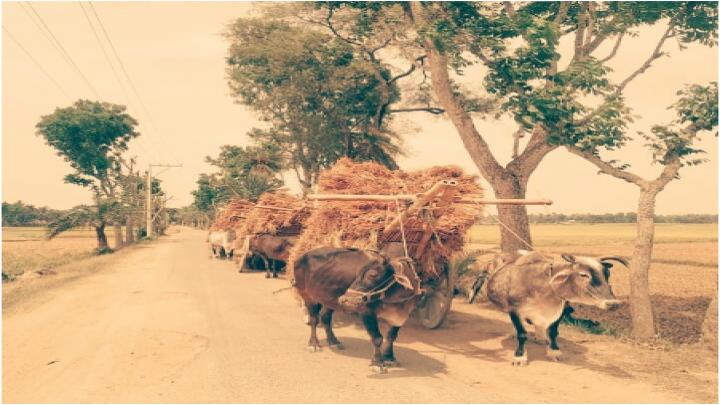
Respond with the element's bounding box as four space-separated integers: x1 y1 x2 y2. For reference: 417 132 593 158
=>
568 83 718 339
36 100 139 250
46 200 119 253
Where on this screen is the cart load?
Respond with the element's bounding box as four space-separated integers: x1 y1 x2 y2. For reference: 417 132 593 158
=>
209 198 255 231
288 158 484 274
238 191 312 237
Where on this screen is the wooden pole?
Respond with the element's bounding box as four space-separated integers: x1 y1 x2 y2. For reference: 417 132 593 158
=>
383 180 456 235
307 194 552 205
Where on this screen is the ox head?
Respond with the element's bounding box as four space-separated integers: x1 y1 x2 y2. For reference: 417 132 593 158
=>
338 254 417 311
550 254 629 310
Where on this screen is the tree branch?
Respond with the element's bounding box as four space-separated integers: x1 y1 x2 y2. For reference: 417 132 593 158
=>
616 24 674 95
388 107 445 114
599 33 624 63
388 55 426 84
566 146 648 187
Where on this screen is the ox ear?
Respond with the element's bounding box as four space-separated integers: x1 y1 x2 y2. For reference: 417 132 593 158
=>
561 254 576 264
389 258 415 291
549 269 574 289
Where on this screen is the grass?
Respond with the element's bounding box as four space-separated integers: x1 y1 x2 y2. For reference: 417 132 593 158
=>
2 227 120 280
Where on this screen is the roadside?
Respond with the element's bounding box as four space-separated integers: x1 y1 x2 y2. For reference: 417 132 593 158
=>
3 227 715 403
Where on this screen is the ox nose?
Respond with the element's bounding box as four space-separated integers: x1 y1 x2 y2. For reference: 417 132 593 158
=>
602 300 622 311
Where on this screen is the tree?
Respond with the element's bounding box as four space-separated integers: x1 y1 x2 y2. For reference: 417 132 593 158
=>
568 83 718 339
2 201 65 226
225 18 407 192
36 99 139 250
46 201 119 253
317 1 715 252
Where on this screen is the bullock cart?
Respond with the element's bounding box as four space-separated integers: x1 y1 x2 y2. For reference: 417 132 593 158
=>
288 158 551 329
306 182 551 328
233 191 312 275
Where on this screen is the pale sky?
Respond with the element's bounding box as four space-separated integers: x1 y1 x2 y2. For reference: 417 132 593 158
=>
2 2 718 215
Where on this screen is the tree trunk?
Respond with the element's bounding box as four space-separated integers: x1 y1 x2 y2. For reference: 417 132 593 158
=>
629 188 658 339
125 216 135 244
701 294 717 352
113 224 123 249
493 176 533 252
95 224 109 251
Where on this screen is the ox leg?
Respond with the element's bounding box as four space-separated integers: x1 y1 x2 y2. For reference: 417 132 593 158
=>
381 326 401 367
509 311 528 366
362 313 386 373
272 260 279 278
261 256 272 278
546 317 562 361
306 302 322 352
320 307 343 349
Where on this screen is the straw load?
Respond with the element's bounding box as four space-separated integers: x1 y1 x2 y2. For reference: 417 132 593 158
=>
288 158 484 275
238 191 312 237
209 198 255 231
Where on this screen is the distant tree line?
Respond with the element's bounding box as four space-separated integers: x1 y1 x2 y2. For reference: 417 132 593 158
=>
477 213 718 224
2 201 67 227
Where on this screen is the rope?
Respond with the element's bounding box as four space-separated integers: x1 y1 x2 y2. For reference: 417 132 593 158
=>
475 200 534 251
394 198 410 259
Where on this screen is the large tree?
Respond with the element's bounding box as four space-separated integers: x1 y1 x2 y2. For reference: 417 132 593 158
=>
568 83 718 338
318 2 715 251
225 18 407 192
36 99 139 250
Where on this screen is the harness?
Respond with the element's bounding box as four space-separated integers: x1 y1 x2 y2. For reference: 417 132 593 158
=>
343 256 422 304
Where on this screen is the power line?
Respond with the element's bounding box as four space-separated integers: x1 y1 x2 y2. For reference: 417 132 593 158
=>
3 26 73 100
78 2 130 102
24 2 100 99
88 2 179 162
77 1 160 163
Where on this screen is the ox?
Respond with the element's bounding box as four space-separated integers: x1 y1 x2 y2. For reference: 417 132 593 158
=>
207 230 236 259
486 251 628 366
293 247 421 373
238 234 294 278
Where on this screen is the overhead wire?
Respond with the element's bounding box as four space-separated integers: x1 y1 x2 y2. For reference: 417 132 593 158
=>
3 26 73 101
77 1 160 163
24 2 101 99
88 2 180 163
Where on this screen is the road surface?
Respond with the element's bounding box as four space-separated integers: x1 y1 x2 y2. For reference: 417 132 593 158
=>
3 228 697 403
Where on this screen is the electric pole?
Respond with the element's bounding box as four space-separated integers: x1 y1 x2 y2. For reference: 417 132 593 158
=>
146 164 182 238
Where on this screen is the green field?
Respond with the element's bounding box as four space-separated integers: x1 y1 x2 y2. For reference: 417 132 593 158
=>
467 223 718 246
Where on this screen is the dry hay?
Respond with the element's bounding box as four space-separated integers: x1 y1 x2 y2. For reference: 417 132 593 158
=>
210 198 255 231
239 191 311 236
288 158 484 274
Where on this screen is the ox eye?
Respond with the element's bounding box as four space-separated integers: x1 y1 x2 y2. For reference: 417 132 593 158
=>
579 273 590 279
366 270 379 279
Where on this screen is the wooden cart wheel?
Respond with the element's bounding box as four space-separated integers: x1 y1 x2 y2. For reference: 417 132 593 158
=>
415 262 456 329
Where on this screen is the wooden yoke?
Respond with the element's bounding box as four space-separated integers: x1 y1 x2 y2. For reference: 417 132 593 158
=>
383 180 457 236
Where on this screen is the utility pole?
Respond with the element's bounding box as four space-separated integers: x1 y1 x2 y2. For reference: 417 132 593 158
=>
146 164 182 238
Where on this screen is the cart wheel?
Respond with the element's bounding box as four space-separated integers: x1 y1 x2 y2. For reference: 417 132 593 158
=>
415 264 456 329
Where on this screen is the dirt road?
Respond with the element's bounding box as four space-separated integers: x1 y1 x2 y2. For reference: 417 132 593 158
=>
3 228 711 403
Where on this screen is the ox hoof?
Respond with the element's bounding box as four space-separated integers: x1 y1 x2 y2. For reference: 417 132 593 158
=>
307 344 321 353
548 349 563 362
382 359 400 368
265 273 271 279
328 342 345 350
511 355 528 367
370 364 387 374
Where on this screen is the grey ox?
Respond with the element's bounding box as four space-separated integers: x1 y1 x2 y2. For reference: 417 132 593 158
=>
486 251 628 366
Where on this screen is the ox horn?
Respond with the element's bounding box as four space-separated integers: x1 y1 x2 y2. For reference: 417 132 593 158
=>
599 256 629 268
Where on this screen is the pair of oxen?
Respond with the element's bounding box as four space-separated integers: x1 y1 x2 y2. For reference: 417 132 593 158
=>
294 245 627 373
208 230 292 278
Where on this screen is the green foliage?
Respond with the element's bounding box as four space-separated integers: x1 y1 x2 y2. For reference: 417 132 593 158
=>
46 201 117 240
642 82 718 165
2 201 66 227
36 100 139 194
225 18 402 186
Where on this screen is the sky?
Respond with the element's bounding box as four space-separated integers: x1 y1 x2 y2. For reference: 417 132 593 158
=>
2 2 718 215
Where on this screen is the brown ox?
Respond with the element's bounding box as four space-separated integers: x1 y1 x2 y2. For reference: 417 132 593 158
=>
486 251 628 366
239 234 294 278
293 247 421 373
